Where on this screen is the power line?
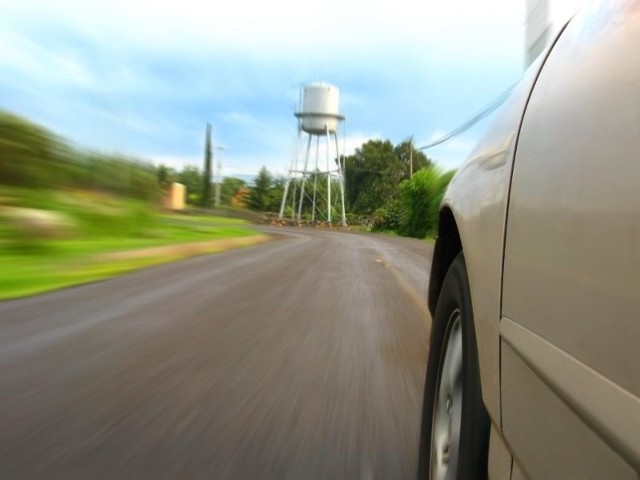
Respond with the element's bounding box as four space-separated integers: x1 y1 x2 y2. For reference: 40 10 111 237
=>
418 83 517 151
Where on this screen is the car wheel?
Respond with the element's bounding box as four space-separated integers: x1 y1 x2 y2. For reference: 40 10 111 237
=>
418 252 489 479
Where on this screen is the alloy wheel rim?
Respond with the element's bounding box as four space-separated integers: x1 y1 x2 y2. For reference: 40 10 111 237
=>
430 311 463 480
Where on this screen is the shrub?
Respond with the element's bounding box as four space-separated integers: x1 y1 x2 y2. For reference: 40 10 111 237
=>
397 167 454 238
371 199 404 232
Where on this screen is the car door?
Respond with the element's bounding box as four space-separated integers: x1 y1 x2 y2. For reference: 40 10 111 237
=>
500 2 640 478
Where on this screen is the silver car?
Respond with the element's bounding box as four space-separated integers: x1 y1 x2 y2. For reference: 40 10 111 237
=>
418 1 640 478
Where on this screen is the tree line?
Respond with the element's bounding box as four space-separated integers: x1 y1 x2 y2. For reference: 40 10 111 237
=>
234 139 455 238
345 139 455 238
0 111 159 201
1 111 454 239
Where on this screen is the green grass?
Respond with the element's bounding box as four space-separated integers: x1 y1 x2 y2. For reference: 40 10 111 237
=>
0 188 261 300
1 255 166 299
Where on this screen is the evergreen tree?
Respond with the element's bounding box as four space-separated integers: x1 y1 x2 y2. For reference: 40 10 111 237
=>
248 167 273 211
201 123 212 207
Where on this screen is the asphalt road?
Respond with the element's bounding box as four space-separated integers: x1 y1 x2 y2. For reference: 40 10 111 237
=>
1 227 433 479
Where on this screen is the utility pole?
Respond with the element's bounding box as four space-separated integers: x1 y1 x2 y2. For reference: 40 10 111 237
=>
214 146 225 209
409 134 414 177
202 123 212 208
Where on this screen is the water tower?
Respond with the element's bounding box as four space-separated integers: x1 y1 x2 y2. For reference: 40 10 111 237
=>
278 82 347 226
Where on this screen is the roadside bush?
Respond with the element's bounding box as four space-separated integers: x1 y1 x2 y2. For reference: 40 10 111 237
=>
371 199 404 232
396 167 455 238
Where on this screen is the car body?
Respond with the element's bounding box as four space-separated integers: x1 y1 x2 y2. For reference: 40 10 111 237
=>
419 1 640 478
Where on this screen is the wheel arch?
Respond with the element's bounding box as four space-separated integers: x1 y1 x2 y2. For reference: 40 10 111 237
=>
428 207 462 317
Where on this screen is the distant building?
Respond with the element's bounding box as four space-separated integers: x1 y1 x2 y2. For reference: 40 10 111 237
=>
165 182 186 210
525 0 586 69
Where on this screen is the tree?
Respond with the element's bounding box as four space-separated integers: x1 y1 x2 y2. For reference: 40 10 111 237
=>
0 111 63 187
248 167 273 211
220 177 246 206
201 123 212 208
344 139 405 214
177 166 203 205
267 176 286 213
231 186 250 208
0 111 159 201
156 164 176 189
394 140 432 179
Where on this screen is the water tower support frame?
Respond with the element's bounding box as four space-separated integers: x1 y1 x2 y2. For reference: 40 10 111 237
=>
297 135 313 219
278 82 346 226
278 129 299 220
279 125 347 226
311 136 319 222
336 131 347 225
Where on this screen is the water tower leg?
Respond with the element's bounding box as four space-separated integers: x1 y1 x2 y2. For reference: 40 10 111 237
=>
311 136 319 223
279 128 301 220
279 179 290 219
290 137 300 219
291 180 297 220
325 126 331 224
334 131 347 226
297 135 312 221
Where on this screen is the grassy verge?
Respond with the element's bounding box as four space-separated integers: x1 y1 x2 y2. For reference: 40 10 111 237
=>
0 188 263 300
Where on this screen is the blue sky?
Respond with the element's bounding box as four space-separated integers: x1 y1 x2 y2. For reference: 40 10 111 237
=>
0 0 527 178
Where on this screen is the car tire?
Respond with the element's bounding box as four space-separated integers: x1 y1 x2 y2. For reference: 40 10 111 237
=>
418 252 489 479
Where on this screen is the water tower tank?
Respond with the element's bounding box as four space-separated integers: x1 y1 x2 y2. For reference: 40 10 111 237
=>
296 83 344 135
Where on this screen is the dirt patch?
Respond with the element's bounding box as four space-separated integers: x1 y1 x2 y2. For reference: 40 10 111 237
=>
96 234 271 261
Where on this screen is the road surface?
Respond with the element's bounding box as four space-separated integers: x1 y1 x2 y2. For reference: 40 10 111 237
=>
1 227 433 479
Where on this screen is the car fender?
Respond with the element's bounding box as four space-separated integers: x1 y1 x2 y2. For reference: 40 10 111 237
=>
428 46 557 423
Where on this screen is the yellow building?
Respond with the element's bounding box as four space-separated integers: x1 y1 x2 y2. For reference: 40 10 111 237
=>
165 182 186 210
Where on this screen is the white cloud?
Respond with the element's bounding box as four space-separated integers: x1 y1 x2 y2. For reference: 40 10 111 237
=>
0 0 525 176
342 132 383 156
148 154 201 170
1 0 523 59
